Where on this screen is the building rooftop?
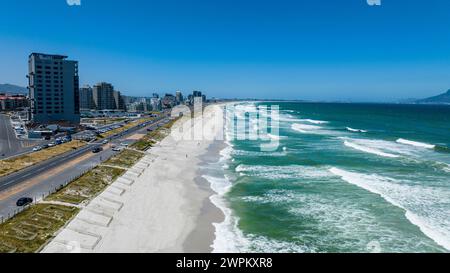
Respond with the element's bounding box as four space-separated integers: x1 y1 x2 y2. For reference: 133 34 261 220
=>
29 53 68 60
0 94 28 100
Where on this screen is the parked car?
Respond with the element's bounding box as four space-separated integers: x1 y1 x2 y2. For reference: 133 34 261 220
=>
16 197 33 207
32 146 42 152
102 139 109 144
92 147 103 153
112 146 123 152
120 143 129 147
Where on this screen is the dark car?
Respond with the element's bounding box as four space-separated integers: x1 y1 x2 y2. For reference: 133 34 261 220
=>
92 147 103 153
16 197 33 207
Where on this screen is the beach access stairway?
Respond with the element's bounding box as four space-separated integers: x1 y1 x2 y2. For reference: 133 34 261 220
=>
41 153 158 253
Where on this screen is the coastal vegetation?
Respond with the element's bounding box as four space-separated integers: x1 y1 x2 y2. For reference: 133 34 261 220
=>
0 117 179 253
100 117 154 138
130 118 180 151
103 149 144 169
45 165 126 205
0 140 85 178
0 204 79 253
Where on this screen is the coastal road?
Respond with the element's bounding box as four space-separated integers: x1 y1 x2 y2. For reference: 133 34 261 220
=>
0 114 23 158
0 114 42 159
0 115 171 220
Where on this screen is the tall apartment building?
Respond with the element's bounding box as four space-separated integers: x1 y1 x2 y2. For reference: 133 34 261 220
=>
113 90 126 111
79 85 95 110
92 82 116 110
28 53 80 124
175 91 183 105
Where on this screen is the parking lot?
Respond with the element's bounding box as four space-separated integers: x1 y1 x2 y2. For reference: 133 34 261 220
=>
0 114 41 159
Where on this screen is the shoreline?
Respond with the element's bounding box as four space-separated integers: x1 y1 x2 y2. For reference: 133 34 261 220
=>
42 103 229 253
182 140 227 252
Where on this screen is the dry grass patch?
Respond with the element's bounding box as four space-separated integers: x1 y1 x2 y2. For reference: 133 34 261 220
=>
0 140 86 177
130 118 180 151
104 149 144 168
101 118 154 138
82 117 127 126
0 204 79 253
45 166 125 205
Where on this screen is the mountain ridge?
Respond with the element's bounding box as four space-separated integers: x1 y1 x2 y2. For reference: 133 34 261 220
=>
417 89 450 104
0 84 28 94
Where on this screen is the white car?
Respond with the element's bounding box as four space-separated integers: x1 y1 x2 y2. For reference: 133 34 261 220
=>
120 143 129 147
33 146 42 152
112 146 123 152
102 139 109 144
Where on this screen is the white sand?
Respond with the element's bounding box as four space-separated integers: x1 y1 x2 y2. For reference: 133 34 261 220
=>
42 104 226 253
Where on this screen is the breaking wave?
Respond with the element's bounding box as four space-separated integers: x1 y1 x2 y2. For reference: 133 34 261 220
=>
330 167 450 251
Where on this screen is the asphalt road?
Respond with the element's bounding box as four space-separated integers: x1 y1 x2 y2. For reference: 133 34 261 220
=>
0 115 171 220
0 114 24 158
0 114 43 159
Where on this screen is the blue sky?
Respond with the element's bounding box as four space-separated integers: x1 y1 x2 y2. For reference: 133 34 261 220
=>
0 0 450 101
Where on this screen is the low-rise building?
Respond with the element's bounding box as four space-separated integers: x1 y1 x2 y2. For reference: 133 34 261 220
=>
0 94 29 111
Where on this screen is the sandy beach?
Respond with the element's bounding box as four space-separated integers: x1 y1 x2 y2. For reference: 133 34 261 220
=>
42 104 227 253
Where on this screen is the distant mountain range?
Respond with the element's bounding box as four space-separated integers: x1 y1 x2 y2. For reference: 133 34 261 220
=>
0 84 28 94
416 89 450 104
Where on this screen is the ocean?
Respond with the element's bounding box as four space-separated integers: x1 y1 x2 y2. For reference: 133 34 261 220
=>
205 102 450 253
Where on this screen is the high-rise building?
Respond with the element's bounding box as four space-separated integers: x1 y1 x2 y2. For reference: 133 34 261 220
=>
92 82 116 110
150 97 161 111
113 90 126 111
175 91 183 105
79 85 94 110
193 91 202 98
189 91 203 105
28 53 80 124
162 94 176 109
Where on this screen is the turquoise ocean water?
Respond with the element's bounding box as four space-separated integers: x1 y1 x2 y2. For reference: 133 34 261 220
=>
205 102 450 253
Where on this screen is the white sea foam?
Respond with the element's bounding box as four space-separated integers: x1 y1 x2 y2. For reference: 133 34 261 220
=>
300 119 328 125
242 234 311 253
241 190 297 204
397 138 436 149
236 165 332 180
209 152 249 252
344 140 400 158
330 167 450 251
346 127 368 133
443 164 450 173
266 133 285 140
231 149 287 157
291 123 322 133
211 106 253 253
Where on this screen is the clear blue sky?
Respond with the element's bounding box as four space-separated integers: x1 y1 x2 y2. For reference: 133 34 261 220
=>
1 0 449 101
